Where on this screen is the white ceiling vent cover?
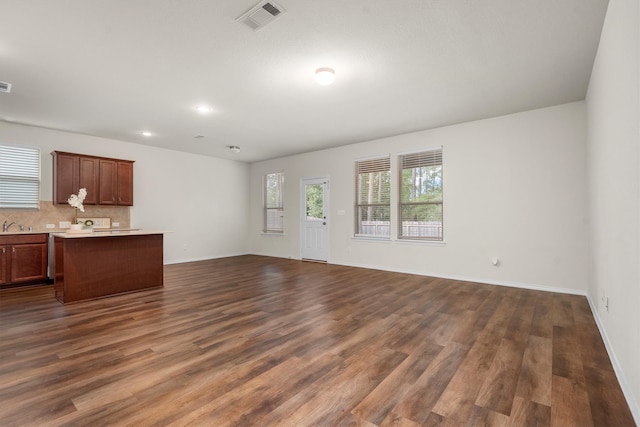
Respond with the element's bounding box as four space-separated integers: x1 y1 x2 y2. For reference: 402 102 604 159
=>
237 1 286 31
0 81 11 93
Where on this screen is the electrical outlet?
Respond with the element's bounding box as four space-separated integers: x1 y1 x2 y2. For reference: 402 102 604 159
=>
112 222 120 227
45 224 55 229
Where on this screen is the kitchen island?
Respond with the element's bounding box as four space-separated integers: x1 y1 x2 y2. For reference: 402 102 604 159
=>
51 230 164 304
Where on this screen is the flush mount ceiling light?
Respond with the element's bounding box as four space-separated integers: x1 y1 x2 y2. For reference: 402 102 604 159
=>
141 131 153 137
195 105 212 114
229 145 241 154
315 67 335 85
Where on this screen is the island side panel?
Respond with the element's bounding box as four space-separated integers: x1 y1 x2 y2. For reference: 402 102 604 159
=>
57 234 163 303
54 237 65 302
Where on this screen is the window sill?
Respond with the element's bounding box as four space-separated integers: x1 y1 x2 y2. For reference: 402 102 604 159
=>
352 235 392 243
352 236 446 246
261 232 285 236
395 239 446 247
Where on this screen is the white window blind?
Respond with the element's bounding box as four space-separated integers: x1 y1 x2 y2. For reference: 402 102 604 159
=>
264 172 284 233
398 148 443 241
0 145 40 209
355 156 390 237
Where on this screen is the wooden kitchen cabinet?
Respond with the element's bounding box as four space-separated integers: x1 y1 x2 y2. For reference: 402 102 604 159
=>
117 161 134 205
52 151 134 206
98 159 134 205
0 245 8 286
0 234 48 287
79 156 99 205
53 151 97 204
53 152 79 204
98 159 117 205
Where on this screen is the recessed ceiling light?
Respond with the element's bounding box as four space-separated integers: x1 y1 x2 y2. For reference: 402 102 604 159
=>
194 135 205 139
195 105 212 114
315 67 335 85
229 145 241 154
141 131 152 137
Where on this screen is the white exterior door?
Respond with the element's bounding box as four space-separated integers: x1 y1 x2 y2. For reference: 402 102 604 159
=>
300 177 329 261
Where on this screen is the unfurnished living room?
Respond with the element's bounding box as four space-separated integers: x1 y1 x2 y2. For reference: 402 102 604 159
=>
0 0 638 426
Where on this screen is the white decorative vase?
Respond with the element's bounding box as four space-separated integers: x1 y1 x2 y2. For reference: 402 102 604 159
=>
69 224 83 232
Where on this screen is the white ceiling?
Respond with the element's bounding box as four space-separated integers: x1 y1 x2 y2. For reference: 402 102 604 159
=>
0 0 609 163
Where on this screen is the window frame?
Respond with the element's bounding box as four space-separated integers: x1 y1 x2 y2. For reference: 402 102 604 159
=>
0 144 41 209
263 171 284 234
397 148 443 241
354 155 391 239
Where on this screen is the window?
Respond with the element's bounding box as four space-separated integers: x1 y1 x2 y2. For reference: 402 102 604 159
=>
0 145 40 209
355 156 391 237
305 183 324 221
398 148 443 241
264 172 284 234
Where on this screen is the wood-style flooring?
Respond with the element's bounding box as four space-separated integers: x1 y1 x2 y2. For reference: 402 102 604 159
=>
0 255 635 426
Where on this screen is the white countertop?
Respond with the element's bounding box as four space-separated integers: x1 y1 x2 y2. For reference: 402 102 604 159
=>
0 231 49 236
50 229 168 238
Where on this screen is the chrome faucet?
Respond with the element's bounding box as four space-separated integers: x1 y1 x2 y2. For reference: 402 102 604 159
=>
2 220 16 232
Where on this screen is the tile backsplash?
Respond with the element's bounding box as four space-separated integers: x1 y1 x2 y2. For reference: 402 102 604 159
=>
1 201 130 232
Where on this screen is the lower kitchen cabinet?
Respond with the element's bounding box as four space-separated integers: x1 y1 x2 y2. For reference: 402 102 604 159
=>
0 234 48 287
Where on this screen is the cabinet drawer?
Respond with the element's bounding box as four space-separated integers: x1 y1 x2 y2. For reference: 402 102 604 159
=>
0 234 48 245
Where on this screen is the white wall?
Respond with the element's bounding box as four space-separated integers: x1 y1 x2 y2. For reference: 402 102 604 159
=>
0 121 250 263
250 102 589 293
586 0 640 420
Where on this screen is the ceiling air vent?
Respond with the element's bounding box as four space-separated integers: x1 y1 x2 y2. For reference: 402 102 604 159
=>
0 81 11 93
237 1 286 31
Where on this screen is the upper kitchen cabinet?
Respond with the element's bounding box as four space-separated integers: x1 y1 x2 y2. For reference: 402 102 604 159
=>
52 151 134 206
117 161 134 205
52 152 79 205
98 159 134 206
79 156 99 205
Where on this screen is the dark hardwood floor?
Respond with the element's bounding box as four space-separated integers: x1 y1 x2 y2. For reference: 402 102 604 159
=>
0 255 635 426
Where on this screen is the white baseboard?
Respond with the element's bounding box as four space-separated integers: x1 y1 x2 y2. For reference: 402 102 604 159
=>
586 296 640 425
331 259 587 296
164 252 249 265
